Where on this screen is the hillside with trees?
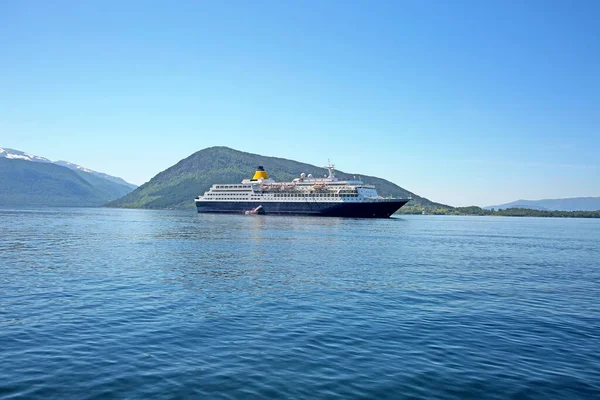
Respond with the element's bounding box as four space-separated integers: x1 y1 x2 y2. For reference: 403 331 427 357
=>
107 146 448 211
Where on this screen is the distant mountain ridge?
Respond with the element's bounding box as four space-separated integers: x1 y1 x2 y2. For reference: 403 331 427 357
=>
486 197 600 212
0 147 137 189
107 146 449 210
54 160 137 189
0 147 137 207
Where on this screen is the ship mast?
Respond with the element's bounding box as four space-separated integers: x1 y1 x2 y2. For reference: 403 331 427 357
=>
325 160 336 179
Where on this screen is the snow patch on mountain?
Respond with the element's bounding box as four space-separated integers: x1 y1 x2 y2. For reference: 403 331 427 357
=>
0 148 52 163
54 160 95 174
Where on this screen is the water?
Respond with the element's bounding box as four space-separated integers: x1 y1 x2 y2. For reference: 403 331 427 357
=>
1 208 599 399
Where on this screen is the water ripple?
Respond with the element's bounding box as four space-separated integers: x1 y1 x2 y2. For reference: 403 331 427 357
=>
1 209 599 399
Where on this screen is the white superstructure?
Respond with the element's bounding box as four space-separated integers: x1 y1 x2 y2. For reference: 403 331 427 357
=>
195 163 397 204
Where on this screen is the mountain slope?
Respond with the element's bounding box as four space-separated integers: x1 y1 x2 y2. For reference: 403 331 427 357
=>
107 146 448 210
486 197 600 212
0 158 109 206
68 168 136 202
54 160 137 190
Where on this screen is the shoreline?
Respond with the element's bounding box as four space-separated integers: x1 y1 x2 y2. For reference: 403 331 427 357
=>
397 206 600 218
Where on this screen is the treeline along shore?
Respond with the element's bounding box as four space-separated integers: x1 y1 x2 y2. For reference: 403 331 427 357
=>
398 205 600 218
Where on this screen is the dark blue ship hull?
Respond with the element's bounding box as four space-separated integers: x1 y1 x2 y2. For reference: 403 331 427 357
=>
195 200 409 218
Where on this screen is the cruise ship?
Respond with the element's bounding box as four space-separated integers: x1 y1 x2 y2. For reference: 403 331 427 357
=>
195 164 410 218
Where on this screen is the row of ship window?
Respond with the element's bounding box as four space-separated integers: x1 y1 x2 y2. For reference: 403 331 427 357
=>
271 193 358 197
208 193 359 198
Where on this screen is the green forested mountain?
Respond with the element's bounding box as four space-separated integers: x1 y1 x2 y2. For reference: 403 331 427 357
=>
0 158 134 207
107 146 449 210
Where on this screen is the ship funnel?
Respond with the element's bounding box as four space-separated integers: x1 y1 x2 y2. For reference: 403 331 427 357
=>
251 166 269 181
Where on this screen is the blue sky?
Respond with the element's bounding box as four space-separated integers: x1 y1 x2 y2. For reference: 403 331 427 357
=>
1 0 598 206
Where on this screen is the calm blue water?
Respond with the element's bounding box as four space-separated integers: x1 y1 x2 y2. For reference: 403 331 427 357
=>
1 208 599 399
